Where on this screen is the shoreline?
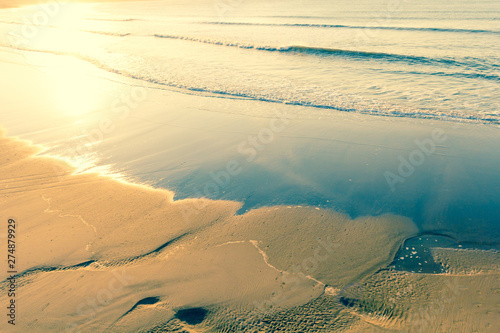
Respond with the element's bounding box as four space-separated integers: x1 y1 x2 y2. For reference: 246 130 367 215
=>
1 131 498 332
0 51 499 246
0 132 415 331
1 2 499 330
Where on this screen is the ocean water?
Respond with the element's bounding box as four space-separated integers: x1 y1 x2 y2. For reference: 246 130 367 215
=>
1 0 499 123
0 0 499 245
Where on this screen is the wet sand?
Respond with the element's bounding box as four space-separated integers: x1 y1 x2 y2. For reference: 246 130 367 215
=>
0 37 499 332
1 131 499 332
1 50 499 247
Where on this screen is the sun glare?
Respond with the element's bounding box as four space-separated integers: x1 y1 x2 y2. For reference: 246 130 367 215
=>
49 59 104 117
22 4 107 117
23 52 105 117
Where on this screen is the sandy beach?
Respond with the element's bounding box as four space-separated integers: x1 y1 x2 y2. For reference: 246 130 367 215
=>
1 123 499 332
1 54 499 331
1 0 499 331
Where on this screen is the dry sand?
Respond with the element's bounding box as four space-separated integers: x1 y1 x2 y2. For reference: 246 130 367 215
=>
0 132 499 332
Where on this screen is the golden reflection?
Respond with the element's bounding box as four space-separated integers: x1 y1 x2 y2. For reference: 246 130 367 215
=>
29 54 105 117
20 4 105 117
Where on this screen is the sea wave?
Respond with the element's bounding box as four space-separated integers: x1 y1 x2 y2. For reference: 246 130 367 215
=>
84 17 138 22
2 45 499 125
82 30 131 37
199 21 500 35
153 34 498 74
266 15 500 21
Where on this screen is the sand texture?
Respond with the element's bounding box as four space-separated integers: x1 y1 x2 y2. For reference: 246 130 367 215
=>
1 133 499 332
